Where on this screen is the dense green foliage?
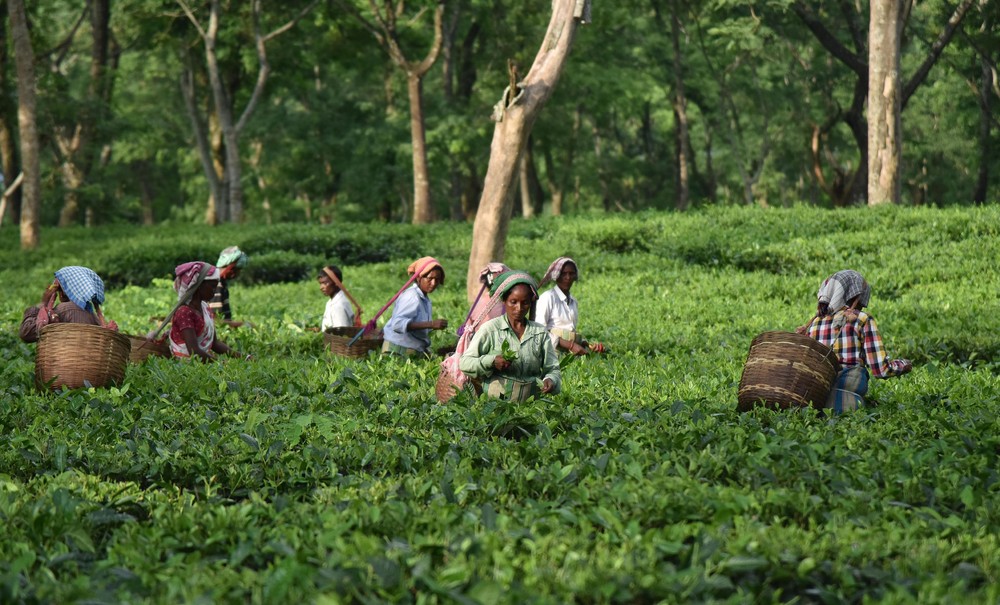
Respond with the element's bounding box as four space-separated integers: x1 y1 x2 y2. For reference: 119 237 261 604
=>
2 0 998 227
1 206 1000 603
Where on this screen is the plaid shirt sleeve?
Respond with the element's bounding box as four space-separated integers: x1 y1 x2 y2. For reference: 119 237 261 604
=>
860 315 908 378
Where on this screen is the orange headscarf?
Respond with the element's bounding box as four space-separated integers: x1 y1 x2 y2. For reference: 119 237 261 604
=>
407 257 444 283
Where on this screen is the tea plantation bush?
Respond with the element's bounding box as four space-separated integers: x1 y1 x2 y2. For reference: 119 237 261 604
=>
1 205 999 603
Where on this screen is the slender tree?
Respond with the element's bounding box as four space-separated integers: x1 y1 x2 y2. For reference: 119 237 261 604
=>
336 0 445 224
8 0 40 249
466 0 590 299
178 0 316 224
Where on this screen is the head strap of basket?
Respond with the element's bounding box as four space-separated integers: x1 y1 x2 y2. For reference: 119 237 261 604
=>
538 257 577 288
148 262 218 340
490 270 538 300
323 266 363 326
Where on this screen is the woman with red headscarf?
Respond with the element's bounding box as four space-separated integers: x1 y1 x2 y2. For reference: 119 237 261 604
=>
151 261 250 361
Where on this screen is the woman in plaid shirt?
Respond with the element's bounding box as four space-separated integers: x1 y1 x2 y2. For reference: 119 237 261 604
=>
797 270 912 413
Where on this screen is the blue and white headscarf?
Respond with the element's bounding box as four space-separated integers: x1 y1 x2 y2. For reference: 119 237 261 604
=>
54 266 105 312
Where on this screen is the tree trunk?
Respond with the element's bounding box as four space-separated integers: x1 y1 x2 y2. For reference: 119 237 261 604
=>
973 56 992 204
408 73 433 223
466 0 588 299
8 0 39 249
670 0 690 211
180 62 224 224
180 0 315 224
518 154 534 218
868 0 904 206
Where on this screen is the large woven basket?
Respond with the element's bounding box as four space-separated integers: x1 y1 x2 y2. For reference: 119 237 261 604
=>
434 369 482 403
737 331 838 412
125 334 170 363
324 326 383 359
35 323 131 391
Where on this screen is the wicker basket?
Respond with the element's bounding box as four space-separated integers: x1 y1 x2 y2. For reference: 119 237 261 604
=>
125 334 170 363
35 323 131 391
435 369 481 402
324 326 383 359
737 331 838 412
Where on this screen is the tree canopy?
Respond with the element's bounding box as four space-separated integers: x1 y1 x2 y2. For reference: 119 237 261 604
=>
1 0 997 230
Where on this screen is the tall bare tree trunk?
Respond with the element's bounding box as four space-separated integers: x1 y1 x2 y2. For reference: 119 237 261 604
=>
670 0 690 210
8 0 39 249
972 53 992 204
466 0 589 299
868 0 904 206
407 73 433 223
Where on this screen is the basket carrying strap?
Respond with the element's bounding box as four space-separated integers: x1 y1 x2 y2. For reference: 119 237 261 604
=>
323 267 363 327
806 298 862 369
348 258 439 347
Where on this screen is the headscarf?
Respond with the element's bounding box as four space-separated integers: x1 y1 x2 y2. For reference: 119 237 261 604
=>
479 262 510 287
490 270 538 300
174 261 220 304
817 270 871 315
53 266 105 312
538 257 577 288
407 256 444 283
217 246 249 269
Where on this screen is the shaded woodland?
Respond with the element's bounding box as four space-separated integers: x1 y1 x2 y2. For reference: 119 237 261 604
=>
0 0 997 235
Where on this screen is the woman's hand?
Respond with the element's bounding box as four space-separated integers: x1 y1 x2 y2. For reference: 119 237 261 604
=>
540 378 554 394
899 359 913 375
569 342 588 356
430 319 448 330
493 355 511 371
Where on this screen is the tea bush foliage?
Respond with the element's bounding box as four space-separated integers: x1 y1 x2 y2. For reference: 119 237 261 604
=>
1 205 999 603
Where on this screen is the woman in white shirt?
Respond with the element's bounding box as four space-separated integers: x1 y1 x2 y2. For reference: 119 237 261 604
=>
535 257 606 355
318 266 356 331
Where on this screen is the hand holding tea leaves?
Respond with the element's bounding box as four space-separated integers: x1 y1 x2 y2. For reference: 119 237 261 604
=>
494 340 517 370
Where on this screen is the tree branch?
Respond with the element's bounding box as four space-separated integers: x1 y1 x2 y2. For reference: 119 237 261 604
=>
261 0 319 43
176 0 208 41
42 1 90 71
791 1 866 76
902 0 975 109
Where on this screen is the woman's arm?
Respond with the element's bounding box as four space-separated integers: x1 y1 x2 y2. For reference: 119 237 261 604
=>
182 327 216 361
459 326 507 377
539 336 561 394
19 306 42 343
861 316 911 378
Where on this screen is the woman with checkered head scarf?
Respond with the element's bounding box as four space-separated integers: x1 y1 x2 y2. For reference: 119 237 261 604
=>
19 266 119 343
798 270 912 414
535 257 607 356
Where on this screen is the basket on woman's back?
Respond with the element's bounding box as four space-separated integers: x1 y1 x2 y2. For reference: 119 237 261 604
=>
737 330 838 411
35 323 131 391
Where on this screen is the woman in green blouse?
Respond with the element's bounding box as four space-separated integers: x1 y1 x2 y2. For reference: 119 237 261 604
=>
459 270 561 402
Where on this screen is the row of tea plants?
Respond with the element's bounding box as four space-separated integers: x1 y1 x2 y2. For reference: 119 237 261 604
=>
1 205 998 603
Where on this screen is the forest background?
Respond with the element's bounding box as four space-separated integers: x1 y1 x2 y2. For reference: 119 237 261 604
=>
0 0 997 243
